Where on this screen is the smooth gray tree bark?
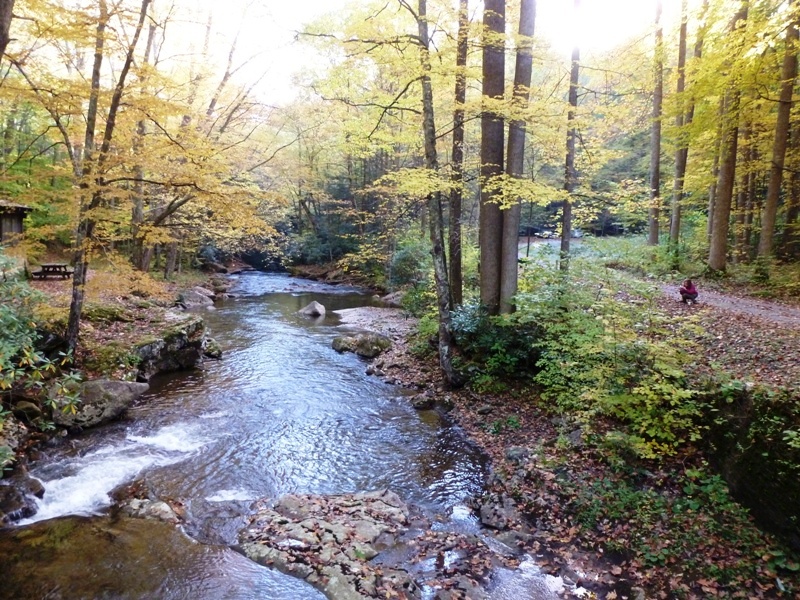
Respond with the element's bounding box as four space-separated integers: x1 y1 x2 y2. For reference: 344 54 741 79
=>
479 0 505 314
499 0 536 314
758 0 798 259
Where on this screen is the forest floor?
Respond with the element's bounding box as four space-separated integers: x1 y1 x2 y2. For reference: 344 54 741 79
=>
340 281 800 599
654 282 800 389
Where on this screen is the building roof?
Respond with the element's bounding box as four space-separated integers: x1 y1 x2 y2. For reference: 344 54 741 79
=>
0 199 33 213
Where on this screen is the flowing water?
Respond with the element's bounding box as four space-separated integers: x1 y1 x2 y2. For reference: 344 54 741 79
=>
0 273 565 600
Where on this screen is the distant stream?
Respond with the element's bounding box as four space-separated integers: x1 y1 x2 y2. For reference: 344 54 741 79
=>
0 273 564 599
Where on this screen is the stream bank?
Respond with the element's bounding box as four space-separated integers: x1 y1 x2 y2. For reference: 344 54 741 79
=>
346 293 800 598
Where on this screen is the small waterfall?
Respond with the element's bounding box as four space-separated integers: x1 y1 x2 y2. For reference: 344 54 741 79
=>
19 422 207 524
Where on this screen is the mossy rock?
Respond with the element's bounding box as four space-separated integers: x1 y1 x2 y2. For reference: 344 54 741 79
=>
82 303 135 324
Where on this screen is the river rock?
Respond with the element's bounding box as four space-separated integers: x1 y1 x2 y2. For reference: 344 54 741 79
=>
239 489 419 599
0 482 37 523
332 333 392 358
479 495 524 531
119 498 179 523
203 337 223 359
411 392 435 410
135 314 206 380
51 379 149 429
177 289 214 309
300 301 326 317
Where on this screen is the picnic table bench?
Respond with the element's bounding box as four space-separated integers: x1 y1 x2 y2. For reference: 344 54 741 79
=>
32 263 73 279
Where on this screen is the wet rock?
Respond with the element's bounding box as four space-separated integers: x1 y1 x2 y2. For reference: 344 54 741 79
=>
300 301 326 317
51 379 149 429
332 333 392 359
479 496 523 531
365 365 384 377
411 393 435 410
177 289 214 309
203 337 223 359
240 490 418 599
0 465 46 523
0 483 37 524
119 498 179 523
135 314 206 380
491 529 535 553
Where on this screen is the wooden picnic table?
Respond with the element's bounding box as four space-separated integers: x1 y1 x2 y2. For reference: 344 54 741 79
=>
32 263 73 279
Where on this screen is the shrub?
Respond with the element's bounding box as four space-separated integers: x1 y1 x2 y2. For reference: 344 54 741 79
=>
451 301 541 390
388 237 431 287
516 257 705 458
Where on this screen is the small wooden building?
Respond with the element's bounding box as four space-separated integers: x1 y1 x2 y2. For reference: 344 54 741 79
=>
0 199 33 244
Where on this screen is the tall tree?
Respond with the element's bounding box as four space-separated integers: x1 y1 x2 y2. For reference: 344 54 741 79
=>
669 0 706 250
499 0 536 314
708 1 748 273
449 0 468 308
479 0 505 314
412 0 461 386
0 0 13 61
560 0 580 271
66 0 152 353
648 0 663 246
757 0 798 259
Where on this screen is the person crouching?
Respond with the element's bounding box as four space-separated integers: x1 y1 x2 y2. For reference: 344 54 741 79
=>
679 279 698 304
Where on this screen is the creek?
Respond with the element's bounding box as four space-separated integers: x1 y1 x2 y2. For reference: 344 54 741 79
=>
0 273 565 599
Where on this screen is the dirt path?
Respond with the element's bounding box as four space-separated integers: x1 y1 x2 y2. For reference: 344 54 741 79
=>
660 283 800 327
658 283 800 389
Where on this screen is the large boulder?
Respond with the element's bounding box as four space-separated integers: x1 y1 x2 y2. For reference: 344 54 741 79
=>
52 379 149 429
135 314 206 380
299 301 326 317
332 333 392 358
177 289 214 309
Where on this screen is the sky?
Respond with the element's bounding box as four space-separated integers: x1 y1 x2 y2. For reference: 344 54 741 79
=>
194 0 682 105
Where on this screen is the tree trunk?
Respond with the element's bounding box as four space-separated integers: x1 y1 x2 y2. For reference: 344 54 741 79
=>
479 0 505 314
448 0 468 309
66 0 152 354
417 0 461 387
648 0 663 246
708 91 740 272
499 0 536 314
164 241 178 280
669 0 705 250
758 0 798 259
734 127 751 262
561 21 580 271
707 2 748 273
132 15 157 272
0 0 14 61
780 124 800 257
